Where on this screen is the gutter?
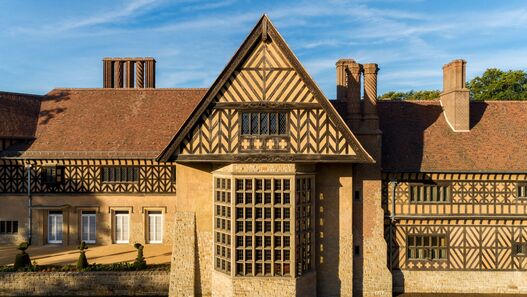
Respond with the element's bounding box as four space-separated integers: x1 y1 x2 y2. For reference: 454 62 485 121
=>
388 180 398 271
25 162 32 245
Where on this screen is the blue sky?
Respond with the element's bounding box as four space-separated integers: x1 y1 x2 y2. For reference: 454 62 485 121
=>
1 0 527 98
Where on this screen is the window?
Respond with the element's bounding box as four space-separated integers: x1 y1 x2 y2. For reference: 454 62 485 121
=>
409 183 451 203
407 234 447 260
81 211 96 244
114 211 130 243
295 177 314 275
517 183 527 199
147 211 163 244
102 166 139 183
42 166 64 186
48 211 63 244
234 177 292 276
513 242 527 256
241 112 288 136
0 220 18 234
214 177 232 274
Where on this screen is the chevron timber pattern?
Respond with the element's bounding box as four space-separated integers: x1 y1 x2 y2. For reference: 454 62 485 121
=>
384 173 527 271
178 37 355 157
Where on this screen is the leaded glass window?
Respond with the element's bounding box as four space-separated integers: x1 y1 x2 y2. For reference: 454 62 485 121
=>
241 112 288 136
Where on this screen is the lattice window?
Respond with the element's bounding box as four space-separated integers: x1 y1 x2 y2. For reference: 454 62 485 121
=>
407 234 447 260
42 165 64 186
214 177 232 274
241 112 288 136
234 177 292 276
517 183 527 199
513 242 527 256
409 183 451 203
295 177 314 275
101 166 139 183
0 220 18 234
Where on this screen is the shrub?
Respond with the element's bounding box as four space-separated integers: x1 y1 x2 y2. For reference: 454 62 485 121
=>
133 243 146 270
14 242 32 270
76 241 89 270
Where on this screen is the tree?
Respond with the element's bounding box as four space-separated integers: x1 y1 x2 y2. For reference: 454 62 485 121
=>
379 90 440 101
467 68 527 101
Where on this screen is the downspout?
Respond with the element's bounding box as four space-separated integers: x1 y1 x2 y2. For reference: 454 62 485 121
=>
26 162 32 245
388 180 398 271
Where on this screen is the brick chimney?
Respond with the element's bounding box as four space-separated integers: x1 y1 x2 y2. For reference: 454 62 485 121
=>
103 57 156 88
363 63 379 130
440 59 469 132
336 59 362 129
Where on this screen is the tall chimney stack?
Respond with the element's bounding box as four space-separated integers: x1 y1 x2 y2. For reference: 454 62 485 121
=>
336 59 362 129
103 57 156 89
363 63 379 131
440 59 469 132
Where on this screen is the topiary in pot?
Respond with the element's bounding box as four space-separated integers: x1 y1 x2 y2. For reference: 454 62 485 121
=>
133 243 146 270
76 241 89 270
14 241 32 270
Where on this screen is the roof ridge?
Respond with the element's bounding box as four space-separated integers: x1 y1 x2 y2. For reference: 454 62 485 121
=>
0 91 43 98
48 88 208 92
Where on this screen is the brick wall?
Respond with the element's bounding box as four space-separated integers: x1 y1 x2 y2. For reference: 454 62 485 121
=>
0 271 169 296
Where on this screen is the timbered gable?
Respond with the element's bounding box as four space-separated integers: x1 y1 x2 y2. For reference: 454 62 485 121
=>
158 15 372 163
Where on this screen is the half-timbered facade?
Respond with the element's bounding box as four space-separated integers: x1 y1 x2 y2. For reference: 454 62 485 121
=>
1 14 526 297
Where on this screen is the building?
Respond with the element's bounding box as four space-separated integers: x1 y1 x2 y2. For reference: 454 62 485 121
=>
0 14 526 297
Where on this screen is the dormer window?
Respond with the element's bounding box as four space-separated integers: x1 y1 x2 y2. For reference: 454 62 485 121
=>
42 165 64 186
241 112 288 136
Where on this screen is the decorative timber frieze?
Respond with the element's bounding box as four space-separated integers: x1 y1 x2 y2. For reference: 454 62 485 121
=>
0 159 176 194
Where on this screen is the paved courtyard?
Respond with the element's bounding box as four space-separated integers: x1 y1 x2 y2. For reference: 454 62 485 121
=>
0 244 172 266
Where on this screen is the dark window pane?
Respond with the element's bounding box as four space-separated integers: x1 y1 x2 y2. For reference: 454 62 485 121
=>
242 113 250 135
12 221 18 233
269 113 277 134
6 221 11 233
0 221 5 233
260 113 268 134
251 113 259 134
279 113 287 134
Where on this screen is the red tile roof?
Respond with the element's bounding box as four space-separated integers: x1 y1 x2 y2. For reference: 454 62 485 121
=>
379 100 527 172
1 88 206 158
0 91 41 138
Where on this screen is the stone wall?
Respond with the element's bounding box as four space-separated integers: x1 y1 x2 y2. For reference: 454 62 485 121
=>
394 270 527 294
0 271 169 296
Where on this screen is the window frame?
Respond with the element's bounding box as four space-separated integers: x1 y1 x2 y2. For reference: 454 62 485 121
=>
517 183 527 199
406 234 448 261
240 111 289 136
409 182 451 204
42 165 65 186
114 210 130 244
80 211 97 244
0 220 18 234
101 166 140 184
147 210 164 244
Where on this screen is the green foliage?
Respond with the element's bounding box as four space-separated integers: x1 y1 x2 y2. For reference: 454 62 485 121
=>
76 241 89 270
467 68 527 101
379 90 440 101
133 243 147 270
14 242 32 270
